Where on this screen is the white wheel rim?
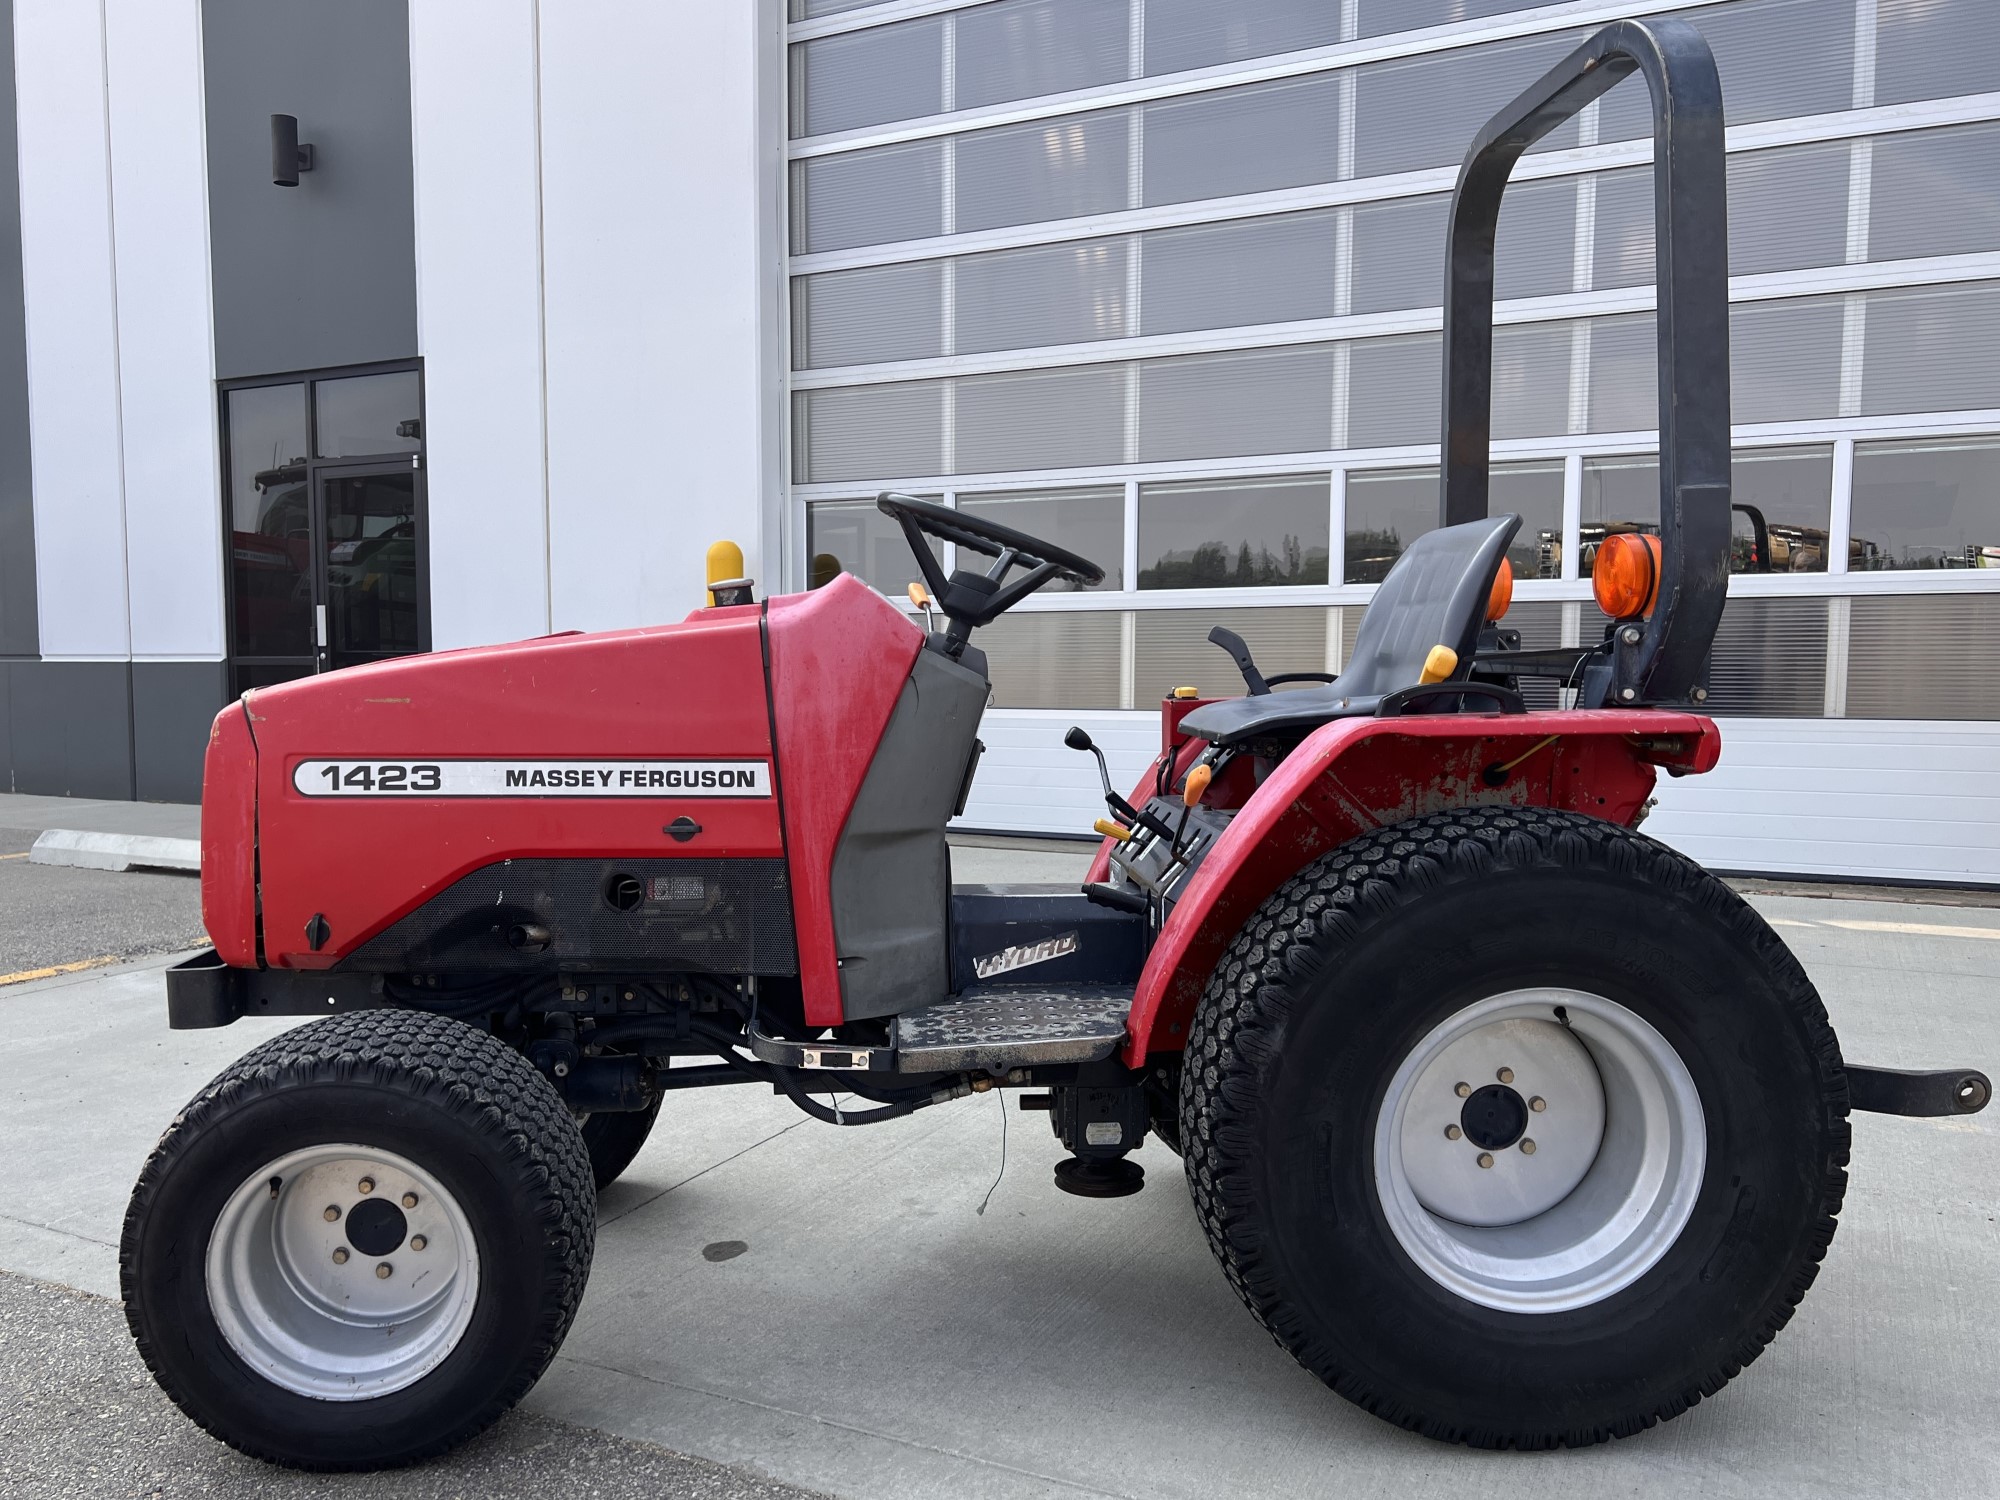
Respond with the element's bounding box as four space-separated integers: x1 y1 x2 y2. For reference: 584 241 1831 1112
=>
205 1144 480 1400
1372 989 1706 1314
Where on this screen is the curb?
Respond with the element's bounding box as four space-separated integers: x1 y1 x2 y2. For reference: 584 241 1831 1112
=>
28 829 201 873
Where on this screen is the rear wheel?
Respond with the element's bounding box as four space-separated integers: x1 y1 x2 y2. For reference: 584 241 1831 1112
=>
579 1096 663 1191
1180 806 1849 1447
122 1009 595 1470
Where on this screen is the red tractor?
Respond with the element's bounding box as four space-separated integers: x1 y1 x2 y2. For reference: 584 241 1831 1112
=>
124 19 1987 1471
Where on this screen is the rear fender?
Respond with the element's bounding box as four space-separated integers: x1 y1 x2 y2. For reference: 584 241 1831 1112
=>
1120 710 1719 1066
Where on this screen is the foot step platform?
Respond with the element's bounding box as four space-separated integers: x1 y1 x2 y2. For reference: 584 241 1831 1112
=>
747 984 1131 1074
894 985 1131 1072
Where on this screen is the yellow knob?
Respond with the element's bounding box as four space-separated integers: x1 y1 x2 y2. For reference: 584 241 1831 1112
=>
907 581 932 609
1419 644 1459 685
1183 763 1213 808
1171 685 1199 699
1093 818 1133 842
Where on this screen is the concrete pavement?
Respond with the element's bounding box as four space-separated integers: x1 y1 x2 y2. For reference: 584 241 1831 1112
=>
0 861 1993 1499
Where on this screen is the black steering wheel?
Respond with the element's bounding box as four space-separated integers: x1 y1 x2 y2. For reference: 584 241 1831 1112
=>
877 492 1105 647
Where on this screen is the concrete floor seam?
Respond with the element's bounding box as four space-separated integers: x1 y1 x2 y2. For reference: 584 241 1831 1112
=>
0 1208 117 1252
598 1115 819 1228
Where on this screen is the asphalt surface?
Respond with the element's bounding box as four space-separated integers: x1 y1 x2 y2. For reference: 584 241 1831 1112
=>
0 825 204 979
0 1271 826 1500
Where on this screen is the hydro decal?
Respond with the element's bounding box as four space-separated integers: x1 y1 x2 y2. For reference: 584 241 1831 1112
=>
293 759 772 798
972 931 1078 980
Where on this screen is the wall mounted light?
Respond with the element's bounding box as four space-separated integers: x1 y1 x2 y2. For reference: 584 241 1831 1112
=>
271 114 315 187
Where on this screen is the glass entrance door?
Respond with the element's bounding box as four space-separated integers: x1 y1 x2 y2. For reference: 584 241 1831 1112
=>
222 366 428 692
318 468 423 671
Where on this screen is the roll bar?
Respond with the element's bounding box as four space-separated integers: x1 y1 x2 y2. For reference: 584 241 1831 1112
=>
1439 18 1730 707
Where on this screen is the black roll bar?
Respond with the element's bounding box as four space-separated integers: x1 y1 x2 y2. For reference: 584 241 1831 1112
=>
1439 18 1730 707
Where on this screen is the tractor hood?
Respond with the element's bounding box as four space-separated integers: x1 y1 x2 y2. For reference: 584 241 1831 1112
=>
201 605 780 970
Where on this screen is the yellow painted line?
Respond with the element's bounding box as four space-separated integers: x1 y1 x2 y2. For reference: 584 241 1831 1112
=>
1821 918 2000 941
0 954 121 987
0 851 28 860
1769 914 2000 941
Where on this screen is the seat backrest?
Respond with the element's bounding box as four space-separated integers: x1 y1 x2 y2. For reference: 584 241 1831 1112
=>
1338 515 1520 697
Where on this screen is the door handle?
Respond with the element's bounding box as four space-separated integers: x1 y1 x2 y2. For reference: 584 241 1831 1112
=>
315 603 328 648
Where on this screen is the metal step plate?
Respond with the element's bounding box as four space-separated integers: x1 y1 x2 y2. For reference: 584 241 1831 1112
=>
893 984 1132 1073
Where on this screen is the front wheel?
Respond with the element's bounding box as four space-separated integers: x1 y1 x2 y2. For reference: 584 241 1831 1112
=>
121 1009 596 1470
1180 806 1850 1448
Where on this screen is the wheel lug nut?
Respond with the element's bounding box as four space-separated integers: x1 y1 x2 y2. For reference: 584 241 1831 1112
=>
1496 1067 1514 1084
402 1192 419 1209
1520 1138 1537 1155
1530 1096 1546 1112
332 1247 349 1265
1454 1082 1471 1098
358 1177 375 1194
323 1205 341 1223
1444 1124 1462 1140
1476 1152 1495 1169
376 1262 393 1279
410 1235 427 1251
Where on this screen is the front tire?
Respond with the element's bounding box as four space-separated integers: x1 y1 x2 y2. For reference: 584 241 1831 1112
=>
1180 807 1849 1448
121 1009 595 1470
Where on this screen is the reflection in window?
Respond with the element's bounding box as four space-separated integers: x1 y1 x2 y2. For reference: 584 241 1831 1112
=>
1346 463 1560 584
1732 447 1833 572
1581 448 1837 575
957 487 1122 590
1851 438 2000 570
314 370 423 458
1138 474 1329 590
225 383 311 658
806 498 942 595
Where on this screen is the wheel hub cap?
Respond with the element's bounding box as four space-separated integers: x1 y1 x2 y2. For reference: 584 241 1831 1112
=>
206 1144 480 1400
1372 989 1705 1313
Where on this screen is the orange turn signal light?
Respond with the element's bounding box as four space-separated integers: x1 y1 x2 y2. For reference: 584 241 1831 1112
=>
1593 533 1662 621
1183 763 1213 808
1486 557 1514 622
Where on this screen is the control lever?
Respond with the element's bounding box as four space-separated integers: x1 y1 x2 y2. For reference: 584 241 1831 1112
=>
1065 727 1176 841
1207 627 1270 696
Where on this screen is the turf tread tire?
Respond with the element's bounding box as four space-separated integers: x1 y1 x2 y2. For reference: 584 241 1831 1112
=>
1178 805 1850 1449
121 1009 595 1470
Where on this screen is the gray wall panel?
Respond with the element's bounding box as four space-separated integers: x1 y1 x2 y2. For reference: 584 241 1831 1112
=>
0 0 36 657
4 661 134 799
202 0 417 379
133 661 226 803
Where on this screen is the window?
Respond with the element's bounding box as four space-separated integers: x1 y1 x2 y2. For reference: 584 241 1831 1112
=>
1582 448 1835 576
225 383 311 659
314 371 422 458
1345 463 1560 583
1850 439 2000 571
957 487 1124 590
1138 475 1329 589
806 498 940 594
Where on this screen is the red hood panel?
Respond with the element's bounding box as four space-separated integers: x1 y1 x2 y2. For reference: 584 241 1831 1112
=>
246 609 779 968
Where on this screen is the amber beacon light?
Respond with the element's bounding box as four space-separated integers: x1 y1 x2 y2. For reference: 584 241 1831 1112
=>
1593 533 1663 621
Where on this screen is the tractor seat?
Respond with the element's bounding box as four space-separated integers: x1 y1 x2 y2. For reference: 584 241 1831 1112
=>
1179 514 1521 748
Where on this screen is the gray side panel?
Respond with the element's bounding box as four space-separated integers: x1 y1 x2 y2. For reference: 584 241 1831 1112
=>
201 0 418 379
4 660 134 799
0 0 36 656
0 657 11 790
830 649 989 1021
133 660 227 803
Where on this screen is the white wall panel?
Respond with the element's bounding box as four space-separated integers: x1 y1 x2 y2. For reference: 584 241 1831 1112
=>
965 711 2000 886
409 0 551 649
13 0 128 658
538 0 784 633
104 0 223 661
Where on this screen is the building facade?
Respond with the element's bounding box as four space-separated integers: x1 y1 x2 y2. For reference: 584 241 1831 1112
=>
0 0 1995 883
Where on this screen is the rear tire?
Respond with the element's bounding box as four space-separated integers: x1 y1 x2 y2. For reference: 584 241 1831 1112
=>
121 1009 595 1470
1180 806 1849 1448
580 1096 663 1190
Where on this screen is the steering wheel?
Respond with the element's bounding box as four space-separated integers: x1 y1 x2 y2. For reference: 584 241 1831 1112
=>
876 492 1105 646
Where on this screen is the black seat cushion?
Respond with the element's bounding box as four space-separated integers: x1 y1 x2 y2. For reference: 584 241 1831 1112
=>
1179 514 1520 747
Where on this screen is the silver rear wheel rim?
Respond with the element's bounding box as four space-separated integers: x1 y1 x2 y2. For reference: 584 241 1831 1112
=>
205 1144 480 1400
1372 989 1706 1314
